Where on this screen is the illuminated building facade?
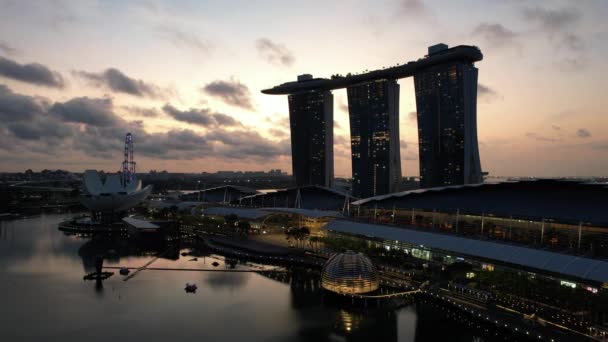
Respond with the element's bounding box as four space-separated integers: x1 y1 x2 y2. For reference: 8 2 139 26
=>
288 83 334 187
347 79 401 198
414 44 482 188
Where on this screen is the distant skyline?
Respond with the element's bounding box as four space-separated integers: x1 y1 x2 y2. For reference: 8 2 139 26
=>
0 0 607 177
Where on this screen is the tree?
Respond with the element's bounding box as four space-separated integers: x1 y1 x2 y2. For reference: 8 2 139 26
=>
224 214 238 229
237 221 251 237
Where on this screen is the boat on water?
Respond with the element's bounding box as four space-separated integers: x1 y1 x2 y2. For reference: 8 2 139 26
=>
185 283 198 293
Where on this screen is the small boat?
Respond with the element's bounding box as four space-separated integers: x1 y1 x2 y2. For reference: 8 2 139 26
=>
185 283 198 293
119 267 130 275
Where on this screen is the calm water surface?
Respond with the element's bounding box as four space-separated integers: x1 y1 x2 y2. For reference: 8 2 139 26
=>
1 214 509 342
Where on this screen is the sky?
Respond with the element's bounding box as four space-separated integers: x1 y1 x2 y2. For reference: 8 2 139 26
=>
0 0 607 177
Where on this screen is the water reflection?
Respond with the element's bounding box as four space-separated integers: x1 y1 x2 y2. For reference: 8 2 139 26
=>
0 214 517 342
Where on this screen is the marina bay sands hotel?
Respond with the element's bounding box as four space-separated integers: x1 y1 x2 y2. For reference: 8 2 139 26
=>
262 44 484 198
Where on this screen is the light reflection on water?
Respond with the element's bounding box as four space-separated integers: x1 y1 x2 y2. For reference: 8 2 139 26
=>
0 214 500 342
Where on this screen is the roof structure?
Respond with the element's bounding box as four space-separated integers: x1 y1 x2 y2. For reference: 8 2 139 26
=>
351 179 608 226
204 207 270 220
237 185 352 211
261 207 343 219
122 217 160 229
325 220 608 284
180 185 259 203
262 45 482 95
203 206 343 220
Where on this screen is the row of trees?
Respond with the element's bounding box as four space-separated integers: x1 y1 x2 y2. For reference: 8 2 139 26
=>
285 227 310 248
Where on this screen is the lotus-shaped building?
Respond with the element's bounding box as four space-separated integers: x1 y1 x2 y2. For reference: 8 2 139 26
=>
321 251 380 295
80 170 152 223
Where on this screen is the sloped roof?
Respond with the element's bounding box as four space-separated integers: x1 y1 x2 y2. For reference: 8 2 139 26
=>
325 220 608 284
351 179 608 226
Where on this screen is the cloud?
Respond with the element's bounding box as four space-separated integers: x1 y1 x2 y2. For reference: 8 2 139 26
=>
0 56 64 88
156 25 212 53
208 129 290 159
0 84 47 121
0 85 287 163
523 6 581 33
0 41 17 56
212 113 241 126
338 101 349 113
558 33 585 50
525 132 559 142
400 0 428 15
576 128 591 138
202 79 254 110
121 106 161 118
74 68 164 98
256 38 295 67
162 104 240 127
162 104 214 126
269 128 288 138
0 85 72 145
472 23 518 48
50 97 119 127
478 83 500 102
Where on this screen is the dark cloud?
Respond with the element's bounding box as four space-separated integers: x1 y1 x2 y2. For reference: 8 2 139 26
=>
256 38 295 67
162 104 214 126
0 84 47 121
478 83 500 101
74 68 163 98
122 106 161 118
400 0 428 15
576 128 591 138
0 85 72 144
50 97 119 127
472 23 518 48
0 41 17 55
0 85 285 163
162 104 241 128
156 25 212 53
523 6 581 33
203 79 254 110
213 113 241 126
208 129 290 159
0 56 64 88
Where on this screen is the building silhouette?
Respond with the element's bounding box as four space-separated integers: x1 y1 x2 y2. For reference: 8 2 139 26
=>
263 44 483 193
347 79 401 197
287 75 334 187
414 44 482 188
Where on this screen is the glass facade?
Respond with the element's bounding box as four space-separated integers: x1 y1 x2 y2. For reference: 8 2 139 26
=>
414 62 482 188
347 79 401 198
288 90 334 187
